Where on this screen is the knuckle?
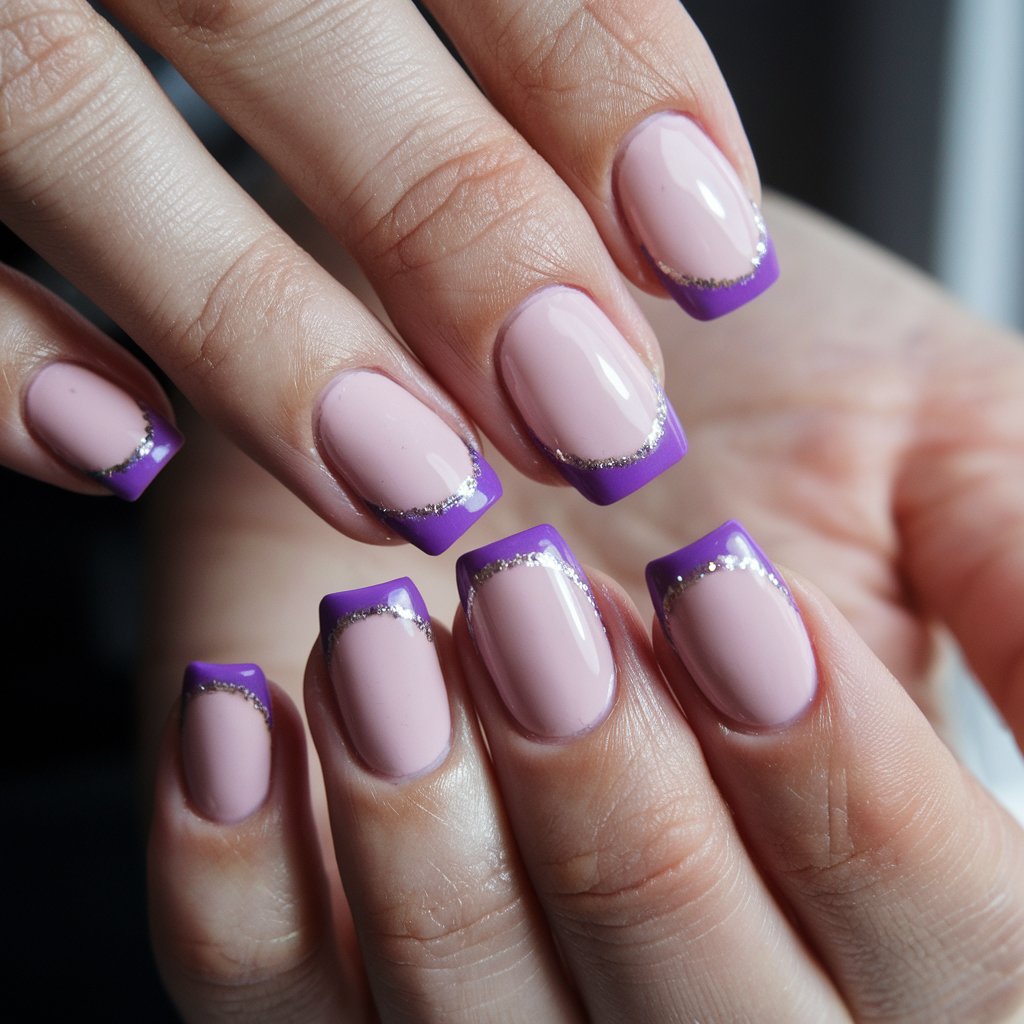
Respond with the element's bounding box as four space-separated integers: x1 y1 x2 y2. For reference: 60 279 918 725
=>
0 1 119 148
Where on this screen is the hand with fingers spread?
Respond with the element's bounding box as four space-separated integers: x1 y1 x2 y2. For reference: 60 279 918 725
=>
0 0 773 550
144 200 1024 1023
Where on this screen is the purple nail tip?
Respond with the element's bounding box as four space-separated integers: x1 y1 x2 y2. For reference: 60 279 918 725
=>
654 234 779 322
645 519 779 625
104 407 184 502
318 577 429 656
553 400 687 505
182 661 272 726
377 451 503 556
455 523 586 611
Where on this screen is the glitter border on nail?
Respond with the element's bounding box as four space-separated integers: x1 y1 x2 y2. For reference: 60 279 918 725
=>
181 680 272 730
91 404 155 479
371 444 482 520
655 203 769 291
325 602 434 657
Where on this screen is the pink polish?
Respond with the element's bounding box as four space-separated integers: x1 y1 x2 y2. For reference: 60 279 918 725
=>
180 662 272 824
316 371 501 555
319 579 451 779
499 287 686 504
456 525 615 740
646 521 817 729
25 362 183 500
616 113 778 320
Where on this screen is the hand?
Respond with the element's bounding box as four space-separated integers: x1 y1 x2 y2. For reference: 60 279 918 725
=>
144 199 1024 1021
0 0 772 550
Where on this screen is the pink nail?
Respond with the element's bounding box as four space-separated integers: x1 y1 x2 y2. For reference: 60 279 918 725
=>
319 578 451 779
499 287 686 504
646 521 817 728
456 525 616 739
180 663 272 824
316 370 501 555
616 113 778 320
25 362 183 500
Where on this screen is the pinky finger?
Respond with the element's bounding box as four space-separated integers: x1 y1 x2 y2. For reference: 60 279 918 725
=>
0 265 182 500
148 662 368 1023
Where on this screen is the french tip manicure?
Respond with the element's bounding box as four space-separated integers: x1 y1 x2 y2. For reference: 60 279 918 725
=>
319 577 451 779
107 408 184 501
646 521 817 729
180 661 272 824
616 112 778 321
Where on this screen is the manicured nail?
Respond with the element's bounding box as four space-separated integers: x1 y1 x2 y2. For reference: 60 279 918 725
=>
499 287 686 504
616 113 778 321
180 662 272 824
25 362 183 500
456 524 615 739
646 521 816 728
316 371 501 555
319 578 451 779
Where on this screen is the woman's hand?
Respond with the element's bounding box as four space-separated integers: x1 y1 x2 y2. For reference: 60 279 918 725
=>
143 198 1024 1020
0 0 771 550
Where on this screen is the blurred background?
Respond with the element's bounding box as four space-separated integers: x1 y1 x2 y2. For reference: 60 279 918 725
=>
3 0 1022 1016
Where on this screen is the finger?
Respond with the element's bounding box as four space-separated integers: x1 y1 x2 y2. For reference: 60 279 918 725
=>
427 0 776 319
0 266 182 498
105 0 688 505
894 319 1024 745
149 663 369 1023
1 0 499 553
455 525 848 1023
307 579 583 1023
646 521 1024 1023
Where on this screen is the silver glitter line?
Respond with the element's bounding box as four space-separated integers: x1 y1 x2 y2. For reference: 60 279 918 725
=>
93 404 155 479
660 553 794 626
545 388 668 471
656 203 769 290
464 550 599 625
372 445 481 520
325 602 433 657
182 681 271 730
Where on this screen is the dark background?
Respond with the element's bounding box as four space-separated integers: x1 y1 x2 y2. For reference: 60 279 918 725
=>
1 2 951 1017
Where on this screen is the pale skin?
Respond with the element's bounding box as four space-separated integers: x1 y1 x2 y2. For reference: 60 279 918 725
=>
1 0 1023 1018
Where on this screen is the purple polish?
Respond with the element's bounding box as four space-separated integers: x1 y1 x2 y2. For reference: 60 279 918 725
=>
182 661 272 727
105 407 184 502
319 577 430 657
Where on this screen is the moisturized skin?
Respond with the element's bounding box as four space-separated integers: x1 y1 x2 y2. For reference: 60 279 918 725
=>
26 362 154 473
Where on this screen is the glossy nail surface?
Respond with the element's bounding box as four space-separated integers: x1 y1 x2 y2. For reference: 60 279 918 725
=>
646 521 816 728
181 662 272 823
317 371 501 555
500 287 686 504
616 113 778 320
457 525 615 739
25 362 183 500
319 578 451 779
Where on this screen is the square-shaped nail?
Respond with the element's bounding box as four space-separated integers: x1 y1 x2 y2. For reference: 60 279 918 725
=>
181 662 272 823
456 525 615 739
316 371 501 555
646 521 816 728
25 362 183 500
319 578 451 778
499 287 686 504
616 113 779 321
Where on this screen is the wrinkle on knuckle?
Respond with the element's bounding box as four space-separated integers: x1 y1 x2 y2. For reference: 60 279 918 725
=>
0 2 118 150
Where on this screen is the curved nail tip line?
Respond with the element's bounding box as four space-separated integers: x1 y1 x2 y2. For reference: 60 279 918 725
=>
97 406 184 501
181 661 272 729
552 399 687 505
653 232 780 322
318 579 434 659
376 450 503 556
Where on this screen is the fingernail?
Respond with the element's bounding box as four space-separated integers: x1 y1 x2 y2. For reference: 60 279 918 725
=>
646 521 816 728
616 113 779 321
499 286 686 504
180 662 272 823
456 524 615 739
25 362 183 500
316 371 501 555
319 578 451 779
